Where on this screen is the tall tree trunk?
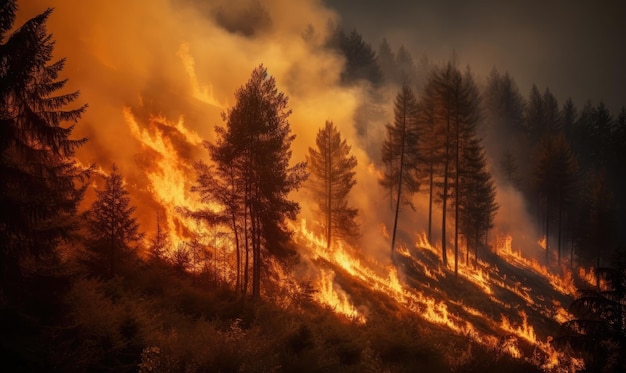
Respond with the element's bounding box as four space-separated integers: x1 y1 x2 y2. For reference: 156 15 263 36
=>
243 183 250 298
545 194 550 266
454 100 460 276
557 200 563 267
326 130 332 250
253 211 262 299
391 105 407 261
570 237 574 271
232 212 240 293
428 160 434 243
442 116 450 267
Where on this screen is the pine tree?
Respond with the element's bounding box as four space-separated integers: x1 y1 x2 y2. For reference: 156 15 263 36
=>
395 45 417 85
421 63 459 267
148 212 170 262
481 68 526 188
1 2 90 278
307 121 359 249
85 165 143 277
558 249 626 371
459 137 498 266
377 38 396 84
329 27 382 86
421 61 481 272
532 135 578 266
192 141 244 293
450 68 481 275
208 65 307 299
381 85 420 258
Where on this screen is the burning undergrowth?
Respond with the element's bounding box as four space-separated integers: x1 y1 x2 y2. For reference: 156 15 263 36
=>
290 219 584 371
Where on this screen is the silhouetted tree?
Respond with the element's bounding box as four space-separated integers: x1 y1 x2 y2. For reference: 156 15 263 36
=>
381 85 420 258
377 38 397 84
481 68 526 189
85 165 142 277
578 169 618 274
307 121 359 249
208 65 307 299
450 68 482 275
421 63 460 267
395 45 417 85
459 137 498 266
558 249 626 372
192 152 241 292
532 135 578 266
588 102 614 170
329 27 382 86
421 61 482 273
0 3 90 280
524 85 545 144
148 212 170 262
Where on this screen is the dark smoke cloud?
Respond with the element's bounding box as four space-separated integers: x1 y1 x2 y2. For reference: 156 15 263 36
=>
327 0 626 113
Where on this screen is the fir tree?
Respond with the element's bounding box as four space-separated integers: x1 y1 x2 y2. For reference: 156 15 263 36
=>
206 65 307 299
459 137 498 266
85 165 142 277
307 121 359 249
0 2 90 278
381 85 420 258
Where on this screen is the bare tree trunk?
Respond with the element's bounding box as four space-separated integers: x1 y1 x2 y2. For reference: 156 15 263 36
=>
243 185 250 298
391 104 408 262
326 130 332 250
557 200 563 267
441 116 450 268
454 97 460 277
428 160 434 244
545 194 550 266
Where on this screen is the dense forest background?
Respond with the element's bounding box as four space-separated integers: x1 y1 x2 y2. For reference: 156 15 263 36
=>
2 0 625 372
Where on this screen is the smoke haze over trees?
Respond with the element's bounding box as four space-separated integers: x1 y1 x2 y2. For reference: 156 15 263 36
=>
2 0 626 371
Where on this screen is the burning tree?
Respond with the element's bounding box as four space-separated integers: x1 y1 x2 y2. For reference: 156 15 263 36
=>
458 137 498 266
84 165 143 277
199 65 307 299
148 212 170 262
421 62 483 273
0 2 90 278
557 250 626 371
381 85 420 258
307 121 359 249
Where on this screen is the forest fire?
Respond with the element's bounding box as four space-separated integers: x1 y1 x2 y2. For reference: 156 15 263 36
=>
4 0 624 371
291 220 589 370
496 234 577 296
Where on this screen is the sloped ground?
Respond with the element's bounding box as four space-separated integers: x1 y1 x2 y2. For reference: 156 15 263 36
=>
300 236 580 371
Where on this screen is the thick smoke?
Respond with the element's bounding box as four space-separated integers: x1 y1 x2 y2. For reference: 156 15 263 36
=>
16 0 400 257
16 0 550 265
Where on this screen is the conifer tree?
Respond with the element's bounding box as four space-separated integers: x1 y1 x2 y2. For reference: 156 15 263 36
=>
0 2 90 277
481 68 525 188
459 137 498 265
332 28 382 85
206 65 307 299
422 62 479 271
377 38 397 84
307 121 359 249
532 135 578 266
148 212 170 262
85 165 142 276
381 85 420 258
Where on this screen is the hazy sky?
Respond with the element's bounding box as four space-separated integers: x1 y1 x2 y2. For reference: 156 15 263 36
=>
326 0 626 114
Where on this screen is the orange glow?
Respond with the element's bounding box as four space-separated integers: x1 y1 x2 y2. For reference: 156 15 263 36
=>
124 107 220 251
496 234 576 295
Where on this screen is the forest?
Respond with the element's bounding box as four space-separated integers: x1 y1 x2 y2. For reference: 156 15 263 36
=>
2 1 625 372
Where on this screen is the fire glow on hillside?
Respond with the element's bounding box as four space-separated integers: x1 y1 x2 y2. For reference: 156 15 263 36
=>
14 1 611 371
119 87 584 369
